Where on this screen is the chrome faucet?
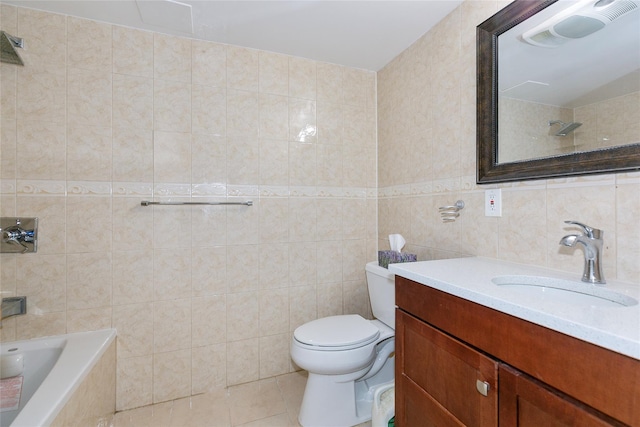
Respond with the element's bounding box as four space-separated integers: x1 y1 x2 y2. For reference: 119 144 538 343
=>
1 296 27 321
559 221 605 285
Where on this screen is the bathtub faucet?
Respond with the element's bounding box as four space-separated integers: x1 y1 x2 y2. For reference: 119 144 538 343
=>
1 296 27 320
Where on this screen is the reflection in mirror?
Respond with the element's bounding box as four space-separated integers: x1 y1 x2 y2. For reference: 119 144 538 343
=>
498 0 640 163
477 0 640 183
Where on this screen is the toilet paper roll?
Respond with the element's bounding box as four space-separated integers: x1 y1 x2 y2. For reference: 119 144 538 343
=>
1 353 24 379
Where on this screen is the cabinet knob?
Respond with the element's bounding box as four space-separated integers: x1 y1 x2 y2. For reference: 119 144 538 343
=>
476 379 490 397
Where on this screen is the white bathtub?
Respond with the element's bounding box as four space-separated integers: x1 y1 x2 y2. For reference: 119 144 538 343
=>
0 329 116 427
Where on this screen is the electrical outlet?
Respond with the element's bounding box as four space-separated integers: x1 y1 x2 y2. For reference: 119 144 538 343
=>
485 189 502 217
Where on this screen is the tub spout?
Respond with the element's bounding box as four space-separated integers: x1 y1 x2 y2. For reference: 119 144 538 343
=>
1 296 27 320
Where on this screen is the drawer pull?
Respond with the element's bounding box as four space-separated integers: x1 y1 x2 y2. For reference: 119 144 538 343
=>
476 380 490 396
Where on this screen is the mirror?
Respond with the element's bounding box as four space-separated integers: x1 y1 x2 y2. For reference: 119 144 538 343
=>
477 0 640 183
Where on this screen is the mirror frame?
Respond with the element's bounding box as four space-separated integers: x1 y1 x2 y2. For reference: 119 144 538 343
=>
476 0 640 184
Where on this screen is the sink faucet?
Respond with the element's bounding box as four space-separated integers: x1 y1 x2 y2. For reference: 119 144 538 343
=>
559 221 605 285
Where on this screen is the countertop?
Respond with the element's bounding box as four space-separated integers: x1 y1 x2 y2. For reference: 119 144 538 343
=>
389 257 640 360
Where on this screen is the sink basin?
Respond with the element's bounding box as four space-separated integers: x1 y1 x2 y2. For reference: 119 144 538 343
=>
492 275 638 308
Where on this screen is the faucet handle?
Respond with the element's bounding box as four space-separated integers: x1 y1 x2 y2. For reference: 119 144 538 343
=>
564 220 601 239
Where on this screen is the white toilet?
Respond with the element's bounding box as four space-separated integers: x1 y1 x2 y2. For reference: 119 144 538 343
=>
291 261 396 427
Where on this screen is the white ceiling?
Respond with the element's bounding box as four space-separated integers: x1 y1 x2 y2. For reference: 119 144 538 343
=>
499 0 640 108
3 0 464 71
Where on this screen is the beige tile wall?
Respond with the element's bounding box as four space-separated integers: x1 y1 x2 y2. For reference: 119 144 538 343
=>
498 97 574 162
498 91 640 163
575 91 640 151
0 5 377 410
377 0 640 285
3 0 639 414
50 339 116 427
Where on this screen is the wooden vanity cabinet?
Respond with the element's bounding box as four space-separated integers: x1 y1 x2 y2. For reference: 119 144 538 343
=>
396 310 498 427
498 365 620 427
395 276 639 427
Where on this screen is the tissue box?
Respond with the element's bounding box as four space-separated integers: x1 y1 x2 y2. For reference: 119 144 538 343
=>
378 250 417 269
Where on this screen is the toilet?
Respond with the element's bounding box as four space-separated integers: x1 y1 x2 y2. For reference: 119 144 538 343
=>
291 261 396 427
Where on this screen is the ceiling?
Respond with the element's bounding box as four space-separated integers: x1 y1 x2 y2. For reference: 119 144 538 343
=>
499 0 640 108
3 0 464 71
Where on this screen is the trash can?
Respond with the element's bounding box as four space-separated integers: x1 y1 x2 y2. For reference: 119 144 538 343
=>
371 381 394 427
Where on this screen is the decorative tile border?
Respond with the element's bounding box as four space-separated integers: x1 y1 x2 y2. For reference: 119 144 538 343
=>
16 180 66 196
1 179 16 195
503 179 546 191
616 171 640 185
6 179 377 200
153 183 191 197
433 178 460 194
192 183 226 197
67 181 112 196
259 186 290 197
343 187 367 198
460 176 478 192
410 182 433 195
113 182 153 196
547 174 616 190
8 176 633 202
227 185 259 197
316 186 342 198
379 172 635 197
289 186 317 198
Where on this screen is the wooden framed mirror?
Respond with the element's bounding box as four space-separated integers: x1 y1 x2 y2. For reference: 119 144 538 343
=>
477 0 640 183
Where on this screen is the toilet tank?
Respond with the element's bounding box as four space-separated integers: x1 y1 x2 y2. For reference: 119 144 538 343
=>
365 261 396 329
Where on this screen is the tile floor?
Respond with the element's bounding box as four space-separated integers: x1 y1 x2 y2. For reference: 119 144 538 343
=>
113 371 373 427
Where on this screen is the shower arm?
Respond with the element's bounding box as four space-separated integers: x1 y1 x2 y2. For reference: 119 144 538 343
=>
549 120 582 136
5 33 24 49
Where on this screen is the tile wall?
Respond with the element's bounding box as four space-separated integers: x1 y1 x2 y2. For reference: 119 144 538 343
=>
498 97 574 162
575 91 640 151
498 91 640 163
0 5 377 410
2 0 639 415
377 0 640 285
50 340 116 427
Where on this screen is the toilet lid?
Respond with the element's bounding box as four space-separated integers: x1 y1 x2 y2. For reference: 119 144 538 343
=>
294 315 380 348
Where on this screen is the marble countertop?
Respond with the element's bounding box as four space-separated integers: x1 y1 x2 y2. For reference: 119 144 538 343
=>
389 257 640 360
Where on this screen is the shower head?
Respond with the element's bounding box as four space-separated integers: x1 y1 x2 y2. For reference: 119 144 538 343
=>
1 31 24 66
549 120 582 136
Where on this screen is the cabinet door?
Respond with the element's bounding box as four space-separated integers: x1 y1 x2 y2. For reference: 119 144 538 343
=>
499 364 623 427
396 310 498 427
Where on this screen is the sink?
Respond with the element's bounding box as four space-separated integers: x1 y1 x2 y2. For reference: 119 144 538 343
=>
492 275 638 308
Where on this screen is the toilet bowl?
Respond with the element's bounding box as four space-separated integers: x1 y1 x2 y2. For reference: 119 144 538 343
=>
291 261 396 427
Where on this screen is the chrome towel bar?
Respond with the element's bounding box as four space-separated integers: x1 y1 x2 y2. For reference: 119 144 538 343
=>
141 200 253 207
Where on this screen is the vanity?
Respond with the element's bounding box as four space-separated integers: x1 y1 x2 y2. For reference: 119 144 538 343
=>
389 258 640 426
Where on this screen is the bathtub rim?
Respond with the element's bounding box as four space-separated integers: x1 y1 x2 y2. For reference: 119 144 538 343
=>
3 328 116 427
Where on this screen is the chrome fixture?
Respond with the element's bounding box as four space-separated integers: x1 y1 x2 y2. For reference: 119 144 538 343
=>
1 217 38 253
141 200 253 207
296 124 317 143
439 200 465 223
1 297 27 320
549 120 582 136
559 220 605 284
0 31 24 66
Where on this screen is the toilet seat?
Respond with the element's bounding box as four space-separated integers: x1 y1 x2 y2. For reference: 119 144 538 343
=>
294 315 380 351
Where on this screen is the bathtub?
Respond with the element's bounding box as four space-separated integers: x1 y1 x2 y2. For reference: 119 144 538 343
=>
0 329 116 427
